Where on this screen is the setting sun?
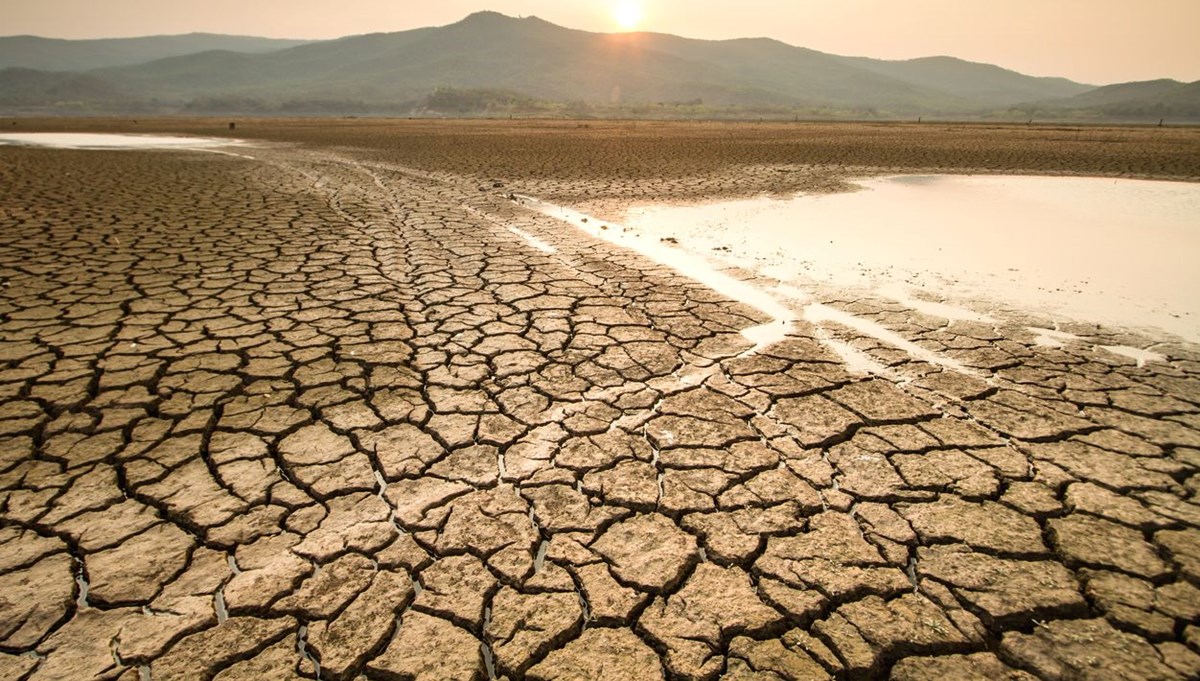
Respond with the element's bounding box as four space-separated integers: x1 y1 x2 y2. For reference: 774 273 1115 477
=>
613 1 643 31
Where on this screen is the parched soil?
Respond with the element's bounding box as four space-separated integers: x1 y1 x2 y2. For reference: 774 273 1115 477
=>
12 116 1200 195
1 121 1199 680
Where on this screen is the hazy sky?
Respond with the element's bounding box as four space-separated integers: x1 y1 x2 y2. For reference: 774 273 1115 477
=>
6 0 1199 85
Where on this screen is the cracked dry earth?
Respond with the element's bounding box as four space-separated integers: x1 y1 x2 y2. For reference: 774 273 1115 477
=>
1 140 1199 681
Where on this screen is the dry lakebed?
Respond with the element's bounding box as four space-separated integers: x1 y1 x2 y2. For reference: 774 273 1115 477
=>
1 119 1200 680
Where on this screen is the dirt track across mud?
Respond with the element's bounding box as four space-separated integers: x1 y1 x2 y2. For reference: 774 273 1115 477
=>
1 120 1199 680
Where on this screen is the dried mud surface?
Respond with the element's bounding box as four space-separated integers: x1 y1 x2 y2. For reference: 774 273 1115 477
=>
1 121 1200 680
11 118 1200 215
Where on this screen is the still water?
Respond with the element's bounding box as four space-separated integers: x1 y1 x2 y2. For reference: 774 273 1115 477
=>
0 132 248 154
620 175 1200 342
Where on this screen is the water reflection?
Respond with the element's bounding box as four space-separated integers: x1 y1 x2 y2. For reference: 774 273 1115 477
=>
620 175 1200 342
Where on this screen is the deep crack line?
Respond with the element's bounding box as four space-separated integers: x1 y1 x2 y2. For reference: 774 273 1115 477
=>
297 624 321 679
214 586 229 624
74 560 90 609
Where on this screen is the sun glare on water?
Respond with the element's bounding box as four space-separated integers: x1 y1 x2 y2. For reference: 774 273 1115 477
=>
613 1 643 31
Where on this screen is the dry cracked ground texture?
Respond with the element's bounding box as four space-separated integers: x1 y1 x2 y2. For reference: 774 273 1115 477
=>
1 140 1199 681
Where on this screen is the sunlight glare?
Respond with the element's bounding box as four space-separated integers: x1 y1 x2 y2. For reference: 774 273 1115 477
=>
613 1 643 31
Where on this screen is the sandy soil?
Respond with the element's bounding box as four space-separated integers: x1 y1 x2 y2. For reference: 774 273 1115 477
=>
1 121 1199 680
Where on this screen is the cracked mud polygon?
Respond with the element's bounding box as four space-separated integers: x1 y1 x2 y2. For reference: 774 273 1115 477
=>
2 119 1200 680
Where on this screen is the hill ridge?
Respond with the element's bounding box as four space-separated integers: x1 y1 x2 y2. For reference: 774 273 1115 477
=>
1 11 1194 121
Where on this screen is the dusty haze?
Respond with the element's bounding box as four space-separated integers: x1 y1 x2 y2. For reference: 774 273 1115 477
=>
4 0 1199 85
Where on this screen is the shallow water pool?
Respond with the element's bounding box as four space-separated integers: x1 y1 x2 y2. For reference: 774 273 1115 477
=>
0 132 245 152
619 175 1200 342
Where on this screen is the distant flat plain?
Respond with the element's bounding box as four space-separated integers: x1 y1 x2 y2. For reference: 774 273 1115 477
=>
8 118 1200 202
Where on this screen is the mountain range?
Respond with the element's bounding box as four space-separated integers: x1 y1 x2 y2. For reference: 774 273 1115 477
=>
2 11 1197 121
0 33 312 72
